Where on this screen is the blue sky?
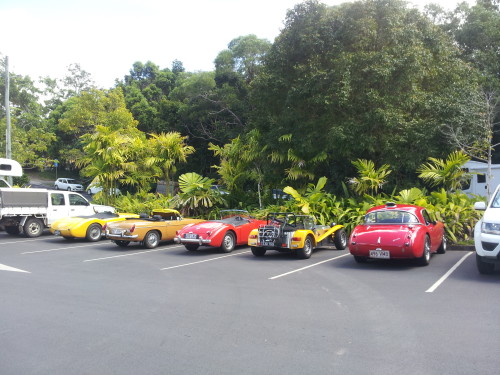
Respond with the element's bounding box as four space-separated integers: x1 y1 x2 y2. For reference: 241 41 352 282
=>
1 0 471 89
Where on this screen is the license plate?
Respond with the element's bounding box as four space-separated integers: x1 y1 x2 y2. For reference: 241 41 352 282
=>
111 229 123 235
184 233 198 239
54 230 61 236
369 249 390 259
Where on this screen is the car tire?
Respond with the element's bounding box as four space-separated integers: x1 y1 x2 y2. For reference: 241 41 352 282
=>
67 187 71 191
185 244 199 251
143 231 160 249
251 247 266 257
114 240 130 247
476 253 495 274
220 231 235 253
54 185 59 190
333 228 348 250
354 255 367 263
85 223 102 242
437 235 447 254
23 218 44 238
297 235 313 259
417 236 431 266
5 225 20 235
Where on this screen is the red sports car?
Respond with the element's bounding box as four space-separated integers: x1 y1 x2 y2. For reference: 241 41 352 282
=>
174 210 267 253
348 202 446 265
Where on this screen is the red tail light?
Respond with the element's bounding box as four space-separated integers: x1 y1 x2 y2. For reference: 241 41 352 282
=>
103 224 107 231
291 237 301 241
130 224 136 233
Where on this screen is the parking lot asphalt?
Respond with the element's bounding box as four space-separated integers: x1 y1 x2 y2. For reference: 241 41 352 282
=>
1 232 499 375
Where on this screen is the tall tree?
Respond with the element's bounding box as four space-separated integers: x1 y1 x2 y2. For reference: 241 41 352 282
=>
251 0 482 189
0 56 55 169
144 132 195 195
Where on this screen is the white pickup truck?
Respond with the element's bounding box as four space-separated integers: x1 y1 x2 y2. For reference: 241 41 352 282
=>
0 188 115 237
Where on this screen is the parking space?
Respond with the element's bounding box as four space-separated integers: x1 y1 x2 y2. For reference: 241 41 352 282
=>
1 233 499 375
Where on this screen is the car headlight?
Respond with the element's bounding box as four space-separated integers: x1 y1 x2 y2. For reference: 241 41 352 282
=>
481 222 500 235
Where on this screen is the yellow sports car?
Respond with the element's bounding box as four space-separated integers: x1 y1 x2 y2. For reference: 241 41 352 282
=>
248 212 348 259
50 212 139 241
104 209 204 249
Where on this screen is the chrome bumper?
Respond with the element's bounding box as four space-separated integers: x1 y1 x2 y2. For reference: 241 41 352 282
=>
106 233 139 239
174 236 211 245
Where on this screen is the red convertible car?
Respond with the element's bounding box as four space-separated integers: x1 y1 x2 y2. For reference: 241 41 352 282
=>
174 210 266 252
348 202 446 265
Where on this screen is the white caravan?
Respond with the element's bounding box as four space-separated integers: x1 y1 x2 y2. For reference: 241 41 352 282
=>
462 161 500 198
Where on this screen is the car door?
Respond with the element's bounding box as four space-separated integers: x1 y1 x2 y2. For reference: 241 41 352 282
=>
67 192 93 217
422 209 440 250
48 192 71 224
164 215 190 239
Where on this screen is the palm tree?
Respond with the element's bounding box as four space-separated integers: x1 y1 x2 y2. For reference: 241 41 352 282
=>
348 159 392 196
77 125 137 205
417 151 471 192
171 172 226 217
145 132 195 195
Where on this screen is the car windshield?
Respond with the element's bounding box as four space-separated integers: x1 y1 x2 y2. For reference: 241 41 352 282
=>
364 210 419 224
219 210 250 220
491 190 500 208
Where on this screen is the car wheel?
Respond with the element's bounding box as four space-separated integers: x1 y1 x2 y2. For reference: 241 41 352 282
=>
354 255 367 263
114 240 130 247
67 187 71 191
185 244 199 251
417 236 431 266
85 223 102 242
23 218 44 238
297 235 313 259
476 253 495 274
5 225 20 235
143 231 160 249
54 185 59 190
437 235 447 254
220 231 235 253
251 247 266 257
333 228 348 250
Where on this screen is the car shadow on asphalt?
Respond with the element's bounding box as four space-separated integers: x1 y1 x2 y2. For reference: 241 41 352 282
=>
335 256 419 271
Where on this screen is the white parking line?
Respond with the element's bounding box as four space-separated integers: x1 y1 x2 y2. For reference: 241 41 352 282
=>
269 253 351 280
425 252 474 293
161 251 250 270
0 263 30 273
83 247 171 262
0 238 47 245
23 242 103 254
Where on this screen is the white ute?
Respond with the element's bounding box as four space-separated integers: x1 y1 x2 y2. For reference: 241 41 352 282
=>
0 188 114 237
474 184 500 274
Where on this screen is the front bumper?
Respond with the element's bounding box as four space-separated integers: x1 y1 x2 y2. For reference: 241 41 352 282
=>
174 236 211 245
474 222 500 261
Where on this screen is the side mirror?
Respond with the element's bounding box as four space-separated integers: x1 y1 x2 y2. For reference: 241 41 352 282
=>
474 202 486 211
